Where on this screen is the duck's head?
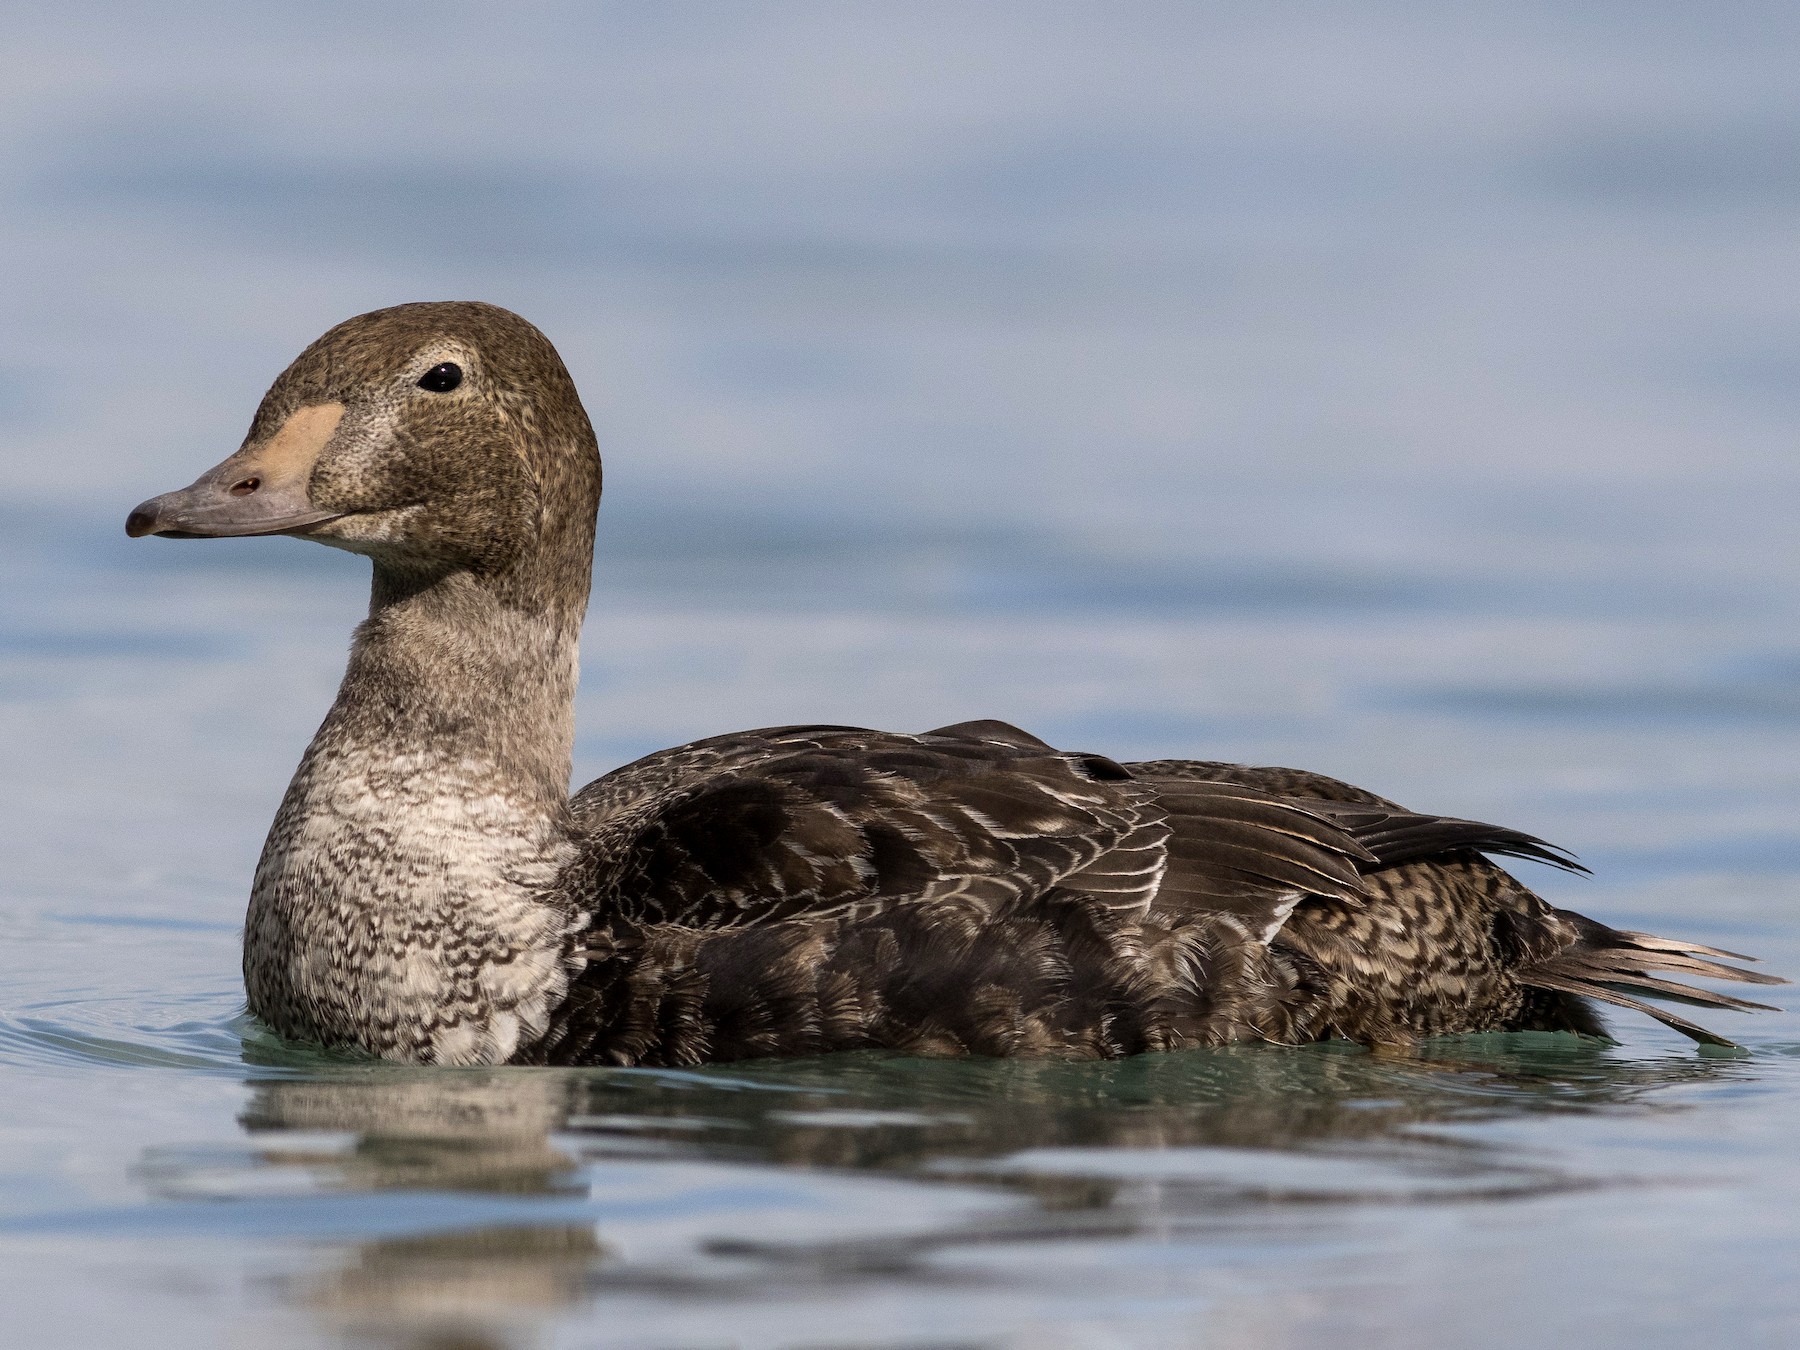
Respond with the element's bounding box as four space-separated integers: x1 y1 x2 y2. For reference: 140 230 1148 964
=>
126 302 601 609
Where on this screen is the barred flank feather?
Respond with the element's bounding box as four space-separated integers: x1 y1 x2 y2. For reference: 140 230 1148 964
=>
1131 759 1784 1048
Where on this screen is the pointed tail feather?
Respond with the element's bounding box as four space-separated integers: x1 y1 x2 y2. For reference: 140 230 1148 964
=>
1608 928 1764 966
1521 912 1785 1047
1524 973 1749 1048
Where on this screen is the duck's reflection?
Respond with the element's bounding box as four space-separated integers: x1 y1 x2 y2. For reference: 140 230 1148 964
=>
300 1226 600 1350
242 1070 598 1348
242 1070 582 1196
229 1037 1751 1346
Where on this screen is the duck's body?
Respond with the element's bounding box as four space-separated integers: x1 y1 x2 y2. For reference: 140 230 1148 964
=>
127 302 1780 1066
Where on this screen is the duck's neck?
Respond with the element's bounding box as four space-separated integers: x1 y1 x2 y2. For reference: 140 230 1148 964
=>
244 564 590 1066
344 567 581 811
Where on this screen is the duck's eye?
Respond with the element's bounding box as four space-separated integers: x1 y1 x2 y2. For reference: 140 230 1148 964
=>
417 362 463 393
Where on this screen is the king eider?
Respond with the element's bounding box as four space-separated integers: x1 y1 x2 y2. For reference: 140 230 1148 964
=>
125 302 1782 1066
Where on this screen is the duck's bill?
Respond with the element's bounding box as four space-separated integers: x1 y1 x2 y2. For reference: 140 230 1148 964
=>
125 402 346 539
125 471 344 538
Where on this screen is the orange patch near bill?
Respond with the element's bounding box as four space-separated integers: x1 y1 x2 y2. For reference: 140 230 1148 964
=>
238 402 346 484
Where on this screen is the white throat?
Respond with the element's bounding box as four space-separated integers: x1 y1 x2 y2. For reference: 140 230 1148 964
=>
242 573 589 1065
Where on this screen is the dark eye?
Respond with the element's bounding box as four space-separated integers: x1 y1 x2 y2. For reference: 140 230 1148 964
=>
417 362 463 393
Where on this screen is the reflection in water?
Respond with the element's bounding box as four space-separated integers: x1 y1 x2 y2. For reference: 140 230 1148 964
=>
242 1071 601 1348
217 1037 1750 1346
243 1070 582 1196
308 1227 600 1350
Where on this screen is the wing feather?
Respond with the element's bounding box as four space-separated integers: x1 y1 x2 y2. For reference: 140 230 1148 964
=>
566 727 1165 930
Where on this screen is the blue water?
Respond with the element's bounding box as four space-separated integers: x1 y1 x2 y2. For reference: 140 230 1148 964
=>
3 4 1800 1346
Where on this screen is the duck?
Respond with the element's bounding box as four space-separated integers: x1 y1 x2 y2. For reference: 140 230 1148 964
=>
124 301 1782 1067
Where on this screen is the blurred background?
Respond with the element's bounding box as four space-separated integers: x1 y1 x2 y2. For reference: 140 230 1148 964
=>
3 4 1800 1348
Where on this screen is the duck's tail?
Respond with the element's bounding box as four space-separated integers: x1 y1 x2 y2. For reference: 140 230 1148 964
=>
1519 912 1786 1047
